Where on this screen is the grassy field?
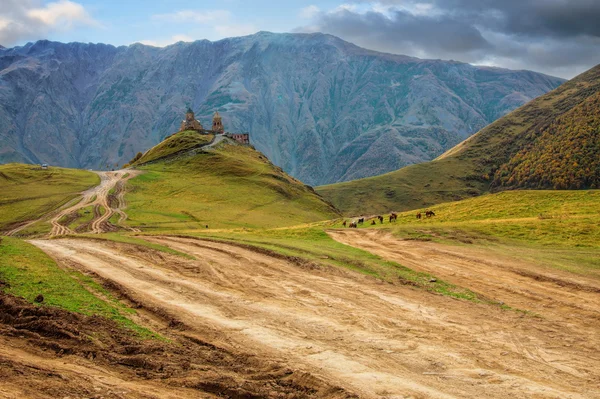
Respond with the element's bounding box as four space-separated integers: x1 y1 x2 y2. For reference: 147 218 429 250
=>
125 143 340 231
0 237 154 337
318 65 600 215
317 156 486 216
326 189 600 277
0 164 99 231
134 130 214 164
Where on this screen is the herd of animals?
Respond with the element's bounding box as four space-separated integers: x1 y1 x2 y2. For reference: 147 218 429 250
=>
343 211 436 228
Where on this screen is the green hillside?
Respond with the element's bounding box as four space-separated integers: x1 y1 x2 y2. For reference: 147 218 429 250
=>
133 130 214 165
0 164 99 231
318 64 600 215
125 139 340 231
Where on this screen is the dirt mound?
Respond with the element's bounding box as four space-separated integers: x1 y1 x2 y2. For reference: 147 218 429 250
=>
0 292 355 398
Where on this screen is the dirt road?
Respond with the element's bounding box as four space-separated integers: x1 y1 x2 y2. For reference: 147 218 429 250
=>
328 229 600 333
49 170 140 236
30 236 600 398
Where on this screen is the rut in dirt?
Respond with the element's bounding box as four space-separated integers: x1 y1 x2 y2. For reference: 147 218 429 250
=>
47 170 140 237
30 236 600 399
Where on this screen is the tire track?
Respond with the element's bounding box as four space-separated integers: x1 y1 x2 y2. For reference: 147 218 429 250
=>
49 170 140 236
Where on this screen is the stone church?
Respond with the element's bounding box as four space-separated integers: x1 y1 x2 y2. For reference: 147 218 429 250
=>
178 108 250 145
179 108 203 132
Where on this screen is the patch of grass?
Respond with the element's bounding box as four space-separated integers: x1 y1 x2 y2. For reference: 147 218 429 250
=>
109 212 120 225
125 144 339 231
0 237 156 338
0 164 99 231
135 130 214 164
186 228 481 302
317 156 485 216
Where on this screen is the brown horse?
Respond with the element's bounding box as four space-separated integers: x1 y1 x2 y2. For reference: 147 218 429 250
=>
426 210 436 218
349 221 358 228
371 220 377 225
378 215 384 224
343 220 347 227
389 213 398 223
416 212 422 220
358 217 365 225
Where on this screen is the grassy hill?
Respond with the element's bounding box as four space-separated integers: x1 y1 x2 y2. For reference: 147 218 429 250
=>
133 130 214 165
0 164 99 231
318 64 600 215
124 137 340 231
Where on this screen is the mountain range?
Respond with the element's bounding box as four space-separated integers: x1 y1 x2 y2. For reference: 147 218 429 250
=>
0 32 564 185
318 63 600 215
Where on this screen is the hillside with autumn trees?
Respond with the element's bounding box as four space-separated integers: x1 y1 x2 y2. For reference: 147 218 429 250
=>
493 92 600 190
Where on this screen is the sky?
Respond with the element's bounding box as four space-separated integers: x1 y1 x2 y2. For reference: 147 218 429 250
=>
1 0 600 79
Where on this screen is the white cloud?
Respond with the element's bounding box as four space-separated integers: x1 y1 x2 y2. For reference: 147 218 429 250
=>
143 8 258 46
27 0 97 28
300 5 321 19
152 9 232 24
137 34 194 47
0 0 99 46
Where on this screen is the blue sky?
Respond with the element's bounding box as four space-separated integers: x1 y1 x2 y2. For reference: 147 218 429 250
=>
2 0 600 78
2 0 344 46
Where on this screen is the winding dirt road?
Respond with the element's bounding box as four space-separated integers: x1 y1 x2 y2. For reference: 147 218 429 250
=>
30 236 600 398
49 170 140 236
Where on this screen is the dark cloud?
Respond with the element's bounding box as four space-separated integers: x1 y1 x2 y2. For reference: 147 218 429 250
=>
314 8 492 61
299 1 600 78
411 0 600 38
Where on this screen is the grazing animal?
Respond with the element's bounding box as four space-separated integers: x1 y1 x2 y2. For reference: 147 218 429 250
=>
371 220 377 225
426 210 436 218
416 212 422 220
358 217 365 225
378 215 384 224
389 213 398 223
343 220 347 227
349 221 358 228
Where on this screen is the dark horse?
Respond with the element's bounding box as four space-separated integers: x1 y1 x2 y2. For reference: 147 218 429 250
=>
389 213 398 223
349 221 358 228
426 210 436 218
358 217 365 225
416 212 422 220
343 220 347 227
378 215 384 224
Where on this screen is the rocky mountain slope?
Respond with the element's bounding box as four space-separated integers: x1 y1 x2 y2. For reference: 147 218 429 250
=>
317 63 600 215
0 32 563 185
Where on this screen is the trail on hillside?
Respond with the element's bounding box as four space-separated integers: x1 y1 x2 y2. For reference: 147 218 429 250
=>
48 170 140 236
30 236 600 399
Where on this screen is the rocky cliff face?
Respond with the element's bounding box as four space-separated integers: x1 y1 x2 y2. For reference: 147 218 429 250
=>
0 32 564 185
